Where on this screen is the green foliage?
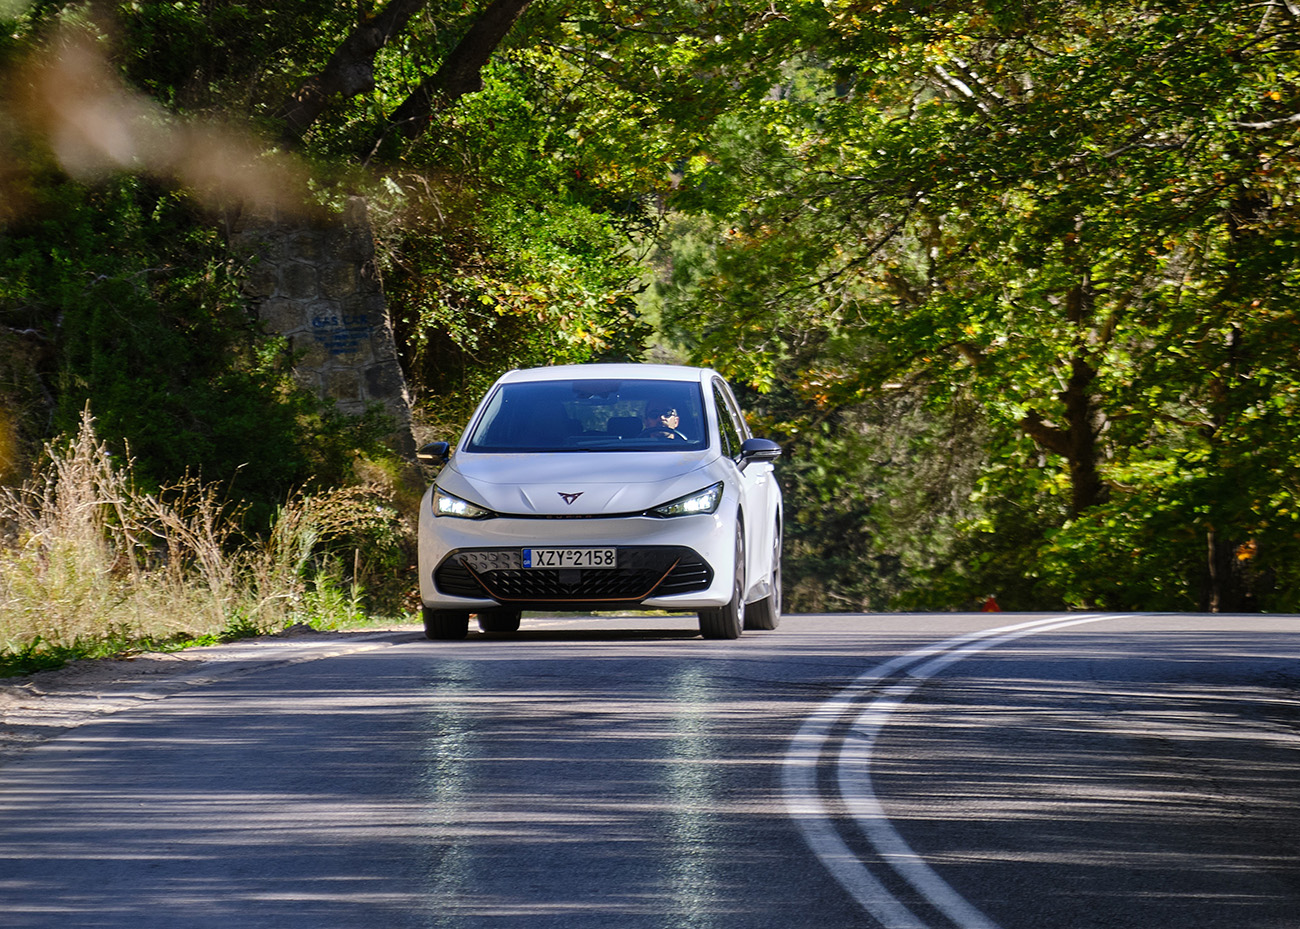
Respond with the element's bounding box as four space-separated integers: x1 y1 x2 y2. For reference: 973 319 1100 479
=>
113 0 353 112
0 637 78 677
766 388 991 612
372 48 659 432
660 0 1300 610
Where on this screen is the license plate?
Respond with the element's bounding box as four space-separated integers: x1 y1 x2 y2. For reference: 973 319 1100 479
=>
522 547 617 569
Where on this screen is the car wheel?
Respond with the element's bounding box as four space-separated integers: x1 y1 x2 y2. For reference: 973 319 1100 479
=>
745 522 782 631
699 526 744 640
477 608 521 633
423 608 469 640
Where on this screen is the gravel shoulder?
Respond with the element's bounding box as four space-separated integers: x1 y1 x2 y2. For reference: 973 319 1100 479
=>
0 624 423 769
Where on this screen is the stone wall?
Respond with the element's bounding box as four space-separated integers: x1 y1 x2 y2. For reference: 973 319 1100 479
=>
232 197 415 457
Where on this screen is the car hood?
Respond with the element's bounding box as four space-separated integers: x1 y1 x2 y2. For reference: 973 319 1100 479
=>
438 451 720 516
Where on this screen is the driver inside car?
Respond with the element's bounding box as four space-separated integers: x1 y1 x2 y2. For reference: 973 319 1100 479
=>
639 405 687 440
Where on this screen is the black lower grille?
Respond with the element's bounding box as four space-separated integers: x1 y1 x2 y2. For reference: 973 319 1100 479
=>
433 561 486 598
433 546 712 603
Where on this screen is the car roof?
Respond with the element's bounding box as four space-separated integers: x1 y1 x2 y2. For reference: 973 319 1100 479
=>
495 363 719 385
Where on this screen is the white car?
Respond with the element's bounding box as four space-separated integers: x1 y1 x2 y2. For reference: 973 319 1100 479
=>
416 363 783 640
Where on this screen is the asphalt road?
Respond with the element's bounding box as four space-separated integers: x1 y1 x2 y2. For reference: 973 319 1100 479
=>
1 613 1298 929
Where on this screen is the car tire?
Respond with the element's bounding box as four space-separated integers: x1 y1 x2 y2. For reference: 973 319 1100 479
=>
477 608 521 633
745 522 782 631
423 608 470 640
699 526 744 640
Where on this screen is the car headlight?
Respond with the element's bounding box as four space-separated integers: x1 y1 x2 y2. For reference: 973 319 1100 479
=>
650 482 724 518
432 487 495 519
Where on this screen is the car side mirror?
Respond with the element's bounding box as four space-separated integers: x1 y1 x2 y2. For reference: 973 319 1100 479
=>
417 441 451 465
739 437 781 471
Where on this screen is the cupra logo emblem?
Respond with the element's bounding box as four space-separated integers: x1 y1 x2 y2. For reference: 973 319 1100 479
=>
558 492 583 506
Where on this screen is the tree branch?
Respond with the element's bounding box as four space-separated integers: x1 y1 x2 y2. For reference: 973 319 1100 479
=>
1236 111 1300 130
1018 409 1071 457
274 0 429 143
386 0 534 141
931 64 994 117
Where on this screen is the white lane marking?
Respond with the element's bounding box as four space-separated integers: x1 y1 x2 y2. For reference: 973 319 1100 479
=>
783 614 1131 928
785 700 933 929
838 678 998 929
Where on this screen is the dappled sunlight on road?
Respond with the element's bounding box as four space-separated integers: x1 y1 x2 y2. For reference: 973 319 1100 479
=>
844 629 1300 929
400 642 805 928
2 616 1299 929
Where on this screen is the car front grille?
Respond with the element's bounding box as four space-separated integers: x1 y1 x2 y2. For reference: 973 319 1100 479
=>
433 546 713 603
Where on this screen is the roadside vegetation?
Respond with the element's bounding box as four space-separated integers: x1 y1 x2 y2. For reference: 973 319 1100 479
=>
2 1 1298 674
0 410 411 676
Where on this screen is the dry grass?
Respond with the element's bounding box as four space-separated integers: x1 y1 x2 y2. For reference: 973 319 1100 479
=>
0 409 402 656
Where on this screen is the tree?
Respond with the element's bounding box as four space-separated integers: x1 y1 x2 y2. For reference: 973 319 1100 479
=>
662 0 1300 610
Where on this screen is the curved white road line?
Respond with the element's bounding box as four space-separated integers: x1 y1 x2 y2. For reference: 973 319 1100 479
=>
782 614 1130 929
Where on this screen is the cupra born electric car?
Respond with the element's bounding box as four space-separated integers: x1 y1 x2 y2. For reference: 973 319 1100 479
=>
416 364 783 639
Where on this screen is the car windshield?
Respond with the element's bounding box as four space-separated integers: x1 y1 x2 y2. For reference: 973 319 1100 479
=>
464 378 709 453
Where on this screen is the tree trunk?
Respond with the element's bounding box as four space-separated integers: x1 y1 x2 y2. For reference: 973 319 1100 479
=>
1017 275 1109 516
1017 365 1107 515
1061 355 1107 515
1200 183 1271 611
1205 530 1256 613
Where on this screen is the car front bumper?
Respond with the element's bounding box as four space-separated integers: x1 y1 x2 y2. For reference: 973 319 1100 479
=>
417 494 739 612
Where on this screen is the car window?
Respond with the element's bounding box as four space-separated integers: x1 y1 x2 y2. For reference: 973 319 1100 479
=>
712 380 745 459
464 378 709 453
